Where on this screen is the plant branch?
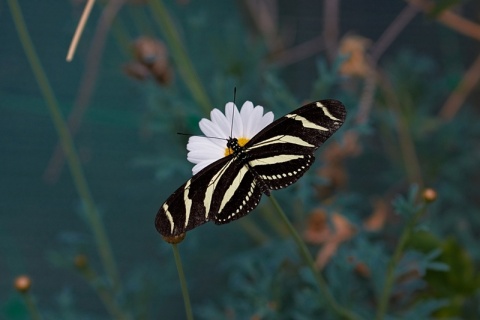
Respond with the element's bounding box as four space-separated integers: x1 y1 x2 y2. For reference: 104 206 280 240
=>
439 53 480 120
172 244 194 320
148 0 212 115
269 195 360 320
78 262 131 320
375 203 426 319
407 0 480 42
8 0 120 290
21 292 43 320
66 0 96 61
370 4 419 62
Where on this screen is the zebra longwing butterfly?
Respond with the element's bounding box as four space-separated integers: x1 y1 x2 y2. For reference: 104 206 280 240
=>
155 100 346 240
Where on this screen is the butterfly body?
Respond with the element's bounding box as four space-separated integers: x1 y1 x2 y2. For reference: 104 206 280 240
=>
155 100 346 238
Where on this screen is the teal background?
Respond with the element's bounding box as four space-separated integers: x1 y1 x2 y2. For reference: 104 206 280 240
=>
1 1 480 319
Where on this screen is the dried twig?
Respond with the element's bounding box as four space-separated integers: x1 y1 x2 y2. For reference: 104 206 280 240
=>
244 0 281 52
408 0 480 42
67 0 96 62
370 3 419 62
323 0 340 62
440 54 480 120
269 35 324 67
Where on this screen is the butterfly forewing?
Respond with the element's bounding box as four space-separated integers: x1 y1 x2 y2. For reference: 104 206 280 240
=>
155 99 346 238
245 99 346 190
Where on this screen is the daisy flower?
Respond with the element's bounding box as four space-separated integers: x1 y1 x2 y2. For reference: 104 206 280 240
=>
187 101 274 175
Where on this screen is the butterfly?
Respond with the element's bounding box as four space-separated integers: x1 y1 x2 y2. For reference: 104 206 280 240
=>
155 100 346 241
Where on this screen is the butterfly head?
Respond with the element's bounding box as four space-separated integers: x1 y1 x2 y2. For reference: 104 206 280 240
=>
226 137 242 155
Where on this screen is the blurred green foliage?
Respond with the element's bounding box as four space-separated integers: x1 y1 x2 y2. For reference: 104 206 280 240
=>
2 0 480 319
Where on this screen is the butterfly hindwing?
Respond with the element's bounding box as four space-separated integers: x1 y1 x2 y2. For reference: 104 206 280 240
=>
155 99 346 238
155 156 234 236
248 153 315 190
213 164 263 225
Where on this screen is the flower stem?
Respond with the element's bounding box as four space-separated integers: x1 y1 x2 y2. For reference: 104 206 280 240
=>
268 195 359 320
148 0 212 115
8 0 120 290
78 262 131 320
375 204 425 320
21 292 42 320
172 244 194 320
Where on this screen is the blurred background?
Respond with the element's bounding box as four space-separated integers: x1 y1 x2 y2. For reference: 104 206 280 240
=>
1 0 480 319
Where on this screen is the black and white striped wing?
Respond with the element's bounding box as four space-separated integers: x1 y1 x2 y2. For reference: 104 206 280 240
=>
155 99 346 238
155 156 263 236
245 99 346 190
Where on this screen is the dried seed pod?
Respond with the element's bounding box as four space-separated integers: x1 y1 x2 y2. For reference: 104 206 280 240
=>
423 188 437 203
363 198 389 232
162 233 186 244
14 275 31 293
132 37 173 85
339 34 372 77
74 254 88 270
123 62 151 81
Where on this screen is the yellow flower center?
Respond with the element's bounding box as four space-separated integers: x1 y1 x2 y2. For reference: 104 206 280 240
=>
224 137 249 156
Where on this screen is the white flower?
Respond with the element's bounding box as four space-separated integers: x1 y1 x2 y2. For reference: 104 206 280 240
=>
187 101 274 175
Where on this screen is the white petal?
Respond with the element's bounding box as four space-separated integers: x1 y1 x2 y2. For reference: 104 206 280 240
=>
209 108 230 137
188 150 221 161
185 100 275 174
240 101 255 137
245 104 264 137
199 119 229 148
258 111 274 133
240 101 254 119
187 135 223 149
225 102 243 138
191 161 214 175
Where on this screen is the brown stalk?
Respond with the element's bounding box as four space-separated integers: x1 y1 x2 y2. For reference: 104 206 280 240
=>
357 3 419 125
67 0 96 61
323 0 340 62
243 0 281 52
406 0 480 119
370 4 419 63
269 35 324 67
408 0 480 42
440 53 480 120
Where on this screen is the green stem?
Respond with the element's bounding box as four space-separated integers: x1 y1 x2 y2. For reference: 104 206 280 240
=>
148 0 212 114
80 264 130 320
22 293 42 320
269 196 359 320
172 244 194 320
8 0 120 290
375 205 425 320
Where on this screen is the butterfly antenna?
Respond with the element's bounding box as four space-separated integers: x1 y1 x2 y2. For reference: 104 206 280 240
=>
176 132 227 142
230 87 236 138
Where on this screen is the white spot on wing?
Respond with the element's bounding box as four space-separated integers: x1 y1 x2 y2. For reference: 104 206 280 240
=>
316 102 340 121
249 154 304 167
163 203 174 234
219 165 249 213
285 113 328 131
248 135 314 149
204 159 234 219
183 179 192 228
